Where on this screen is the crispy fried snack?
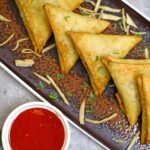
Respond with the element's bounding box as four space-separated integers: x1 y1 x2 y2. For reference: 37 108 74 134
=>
44 4 110 73
69 32 141 96
137 74 150 144
15 0 83 53
102 56 150 126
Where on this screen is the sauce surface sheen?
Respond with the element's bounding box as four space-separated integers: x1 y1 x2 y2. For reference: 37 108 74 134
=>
10 108 65 150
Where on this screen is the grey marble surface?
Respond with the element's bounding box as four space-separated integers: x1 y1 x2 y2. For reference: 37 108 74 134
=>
0 1 149 150
123 0 150 18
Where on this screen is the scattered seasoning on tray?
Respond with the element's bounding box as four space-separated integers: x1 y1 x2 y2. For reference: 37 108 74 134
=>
46 74 70 105
33 56 90 107
79 99 86 125
130 30 146 35
42 43 56 54
99 6 121 13
92 96 121 124
21 48 41 57
15 59 34 67
85 113 117 124
12 38 29 51
94 0 102 14
0 33 14 46
112 138 127 143
33 72 51 85
126 13 137 29
0 14 11 22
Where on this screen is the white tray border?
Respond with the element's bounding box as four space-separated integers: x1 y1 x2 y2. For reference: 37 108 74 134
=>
121 0 150 22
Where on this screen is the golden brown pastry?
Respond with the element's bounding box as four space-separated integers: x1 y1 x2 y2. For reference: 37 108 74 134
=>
44 4 110 73
137 74 150 144
15 0 83 53
102 56 150 126
69 32 141 96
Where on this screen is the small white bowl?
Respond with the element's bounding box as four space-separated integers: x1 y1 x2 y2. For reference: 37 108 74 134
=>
2 102 70 150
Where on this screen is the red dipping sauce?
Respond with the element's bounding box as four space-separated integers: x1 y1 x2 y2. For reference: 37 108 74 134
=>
10 108 65 150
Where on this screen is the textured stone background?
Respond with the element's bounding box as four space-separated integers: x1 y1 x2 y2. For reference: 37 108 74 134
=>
0 1 149 150
124 0 150 18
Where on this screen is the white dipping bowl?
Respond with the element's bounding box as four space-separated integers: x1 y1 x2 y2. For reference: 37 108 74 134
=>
2 102 70 150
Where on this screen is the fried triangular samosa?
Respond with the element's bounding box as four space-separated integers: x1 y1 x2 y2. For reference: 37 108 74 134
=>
137 74 150 144
15 0 83 53
44 4 110 73
115 93 126 113
68 32 141 96
102 56 150 126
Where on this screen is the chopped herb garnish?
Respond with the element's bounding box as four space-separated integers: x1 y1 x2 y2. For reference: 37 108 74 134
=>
57 73 64 79
114 23 118 30
79 10 88 16
112 138 127 143
36 81 45 89
140 46 148 52
97 66 104 73
0 129 2 148
136 34 144 41
64 16 71 21
113 22 123 31
48 93 59 101
116 123 124 129
113 51 120 55
86 105 94 113
66 91 73 97
119 22 124 31
81 81 89 91
95 56 100 61
86 91 96 113
90 91 96 101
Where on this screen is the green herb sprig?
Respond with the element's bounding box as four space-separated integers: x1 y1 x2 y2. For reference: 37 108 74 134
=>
66 91 73 97
57 73 64 79
48 93 59 101
81 81 89 91
86 91 96 113
95 56 100 61
79 10 88 16
36 81 45 89
64 16 71 21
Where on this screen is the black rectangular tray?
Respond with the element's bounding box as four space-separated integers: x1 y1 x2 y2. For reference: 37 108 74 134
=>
0 0 150 149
